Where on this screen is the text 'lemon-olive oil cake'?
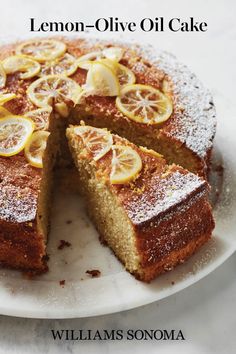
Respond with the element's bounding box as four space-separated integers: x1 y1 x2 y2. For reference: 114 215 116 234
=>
0 37 216 280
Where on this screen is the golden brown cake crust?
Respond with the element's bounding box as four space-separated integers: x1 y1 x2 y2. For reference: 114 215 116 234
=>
0 153 41 223
0 37 216 167
0 221 47 273
0 153 47 272
0 37 215 275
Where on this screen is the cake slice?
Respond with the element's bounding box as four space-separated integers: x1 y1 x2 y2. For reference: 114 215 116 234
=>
66 124 215 282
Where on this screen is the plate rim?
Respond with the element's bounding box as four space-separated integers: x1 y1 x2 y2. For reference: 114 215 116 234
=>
0 244 235 319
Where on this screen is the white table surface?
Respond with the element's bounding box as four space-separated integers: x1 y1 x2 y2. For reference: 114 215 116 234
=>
0 0 235 353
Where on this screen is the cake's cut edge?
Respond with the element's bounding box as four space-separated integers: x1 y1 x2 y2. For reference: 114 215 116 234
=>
66 124 215 282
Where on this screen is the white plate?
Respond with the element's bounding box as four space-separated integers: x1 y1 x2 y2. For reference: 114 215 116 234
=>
0 89 235 319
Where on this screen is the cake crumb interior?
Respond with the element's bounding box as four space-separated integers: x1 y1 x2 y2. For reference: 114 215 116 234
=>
66 128 141 274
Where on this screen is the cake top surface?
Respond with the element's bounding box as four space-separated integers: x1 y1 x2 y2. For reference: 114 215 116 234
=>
0 153 40 223
0 37 214 223
117 164 206 225
67 125 207 226
0 36 216 157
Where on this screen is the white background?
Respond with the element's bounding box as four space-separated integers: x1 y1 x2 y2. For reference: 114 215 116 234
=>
0 0 235 353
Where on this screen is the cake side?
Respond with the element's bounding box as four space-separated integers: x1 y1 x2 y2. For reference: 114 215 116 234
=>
0 154 47 272
136 43 217 158
0 111 61 273
66 125 215 282
129 175 214 281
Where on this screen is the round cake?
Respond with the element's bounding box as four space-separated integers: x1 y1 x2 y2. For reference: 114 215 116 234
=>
0 37 215 280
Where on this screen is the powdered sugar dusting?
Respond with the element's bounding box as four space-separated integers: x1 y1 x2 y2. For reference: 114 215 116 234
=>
136 44 216 158
126 170 206 225
76 37 216 159
0 184 37 223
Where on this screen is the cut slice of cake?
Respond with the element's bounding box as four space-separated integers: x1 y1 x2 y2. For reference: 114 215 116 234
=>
0 112 62 273
66 124 215 282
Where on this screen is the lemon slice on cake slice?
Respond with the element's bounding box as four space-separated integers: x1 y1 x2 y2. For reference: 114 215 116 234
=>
110 145 142 184
74 125 113 161
84 62 120 96
25 107 52 131
27 75 82 110
16 39 66 62
2 55 41 79
40 53 78 77
116 84 173 125
0 116 34 156
25 131 50 168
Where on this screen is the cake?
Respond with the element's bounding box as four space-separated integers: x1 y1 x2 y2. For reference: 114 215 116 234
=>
0 37 216 279
67 125 215 281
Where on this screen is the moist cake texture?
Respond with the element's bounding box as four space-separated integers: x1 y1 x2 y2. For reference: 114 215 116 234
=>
0 37 216 279
67 126 215 282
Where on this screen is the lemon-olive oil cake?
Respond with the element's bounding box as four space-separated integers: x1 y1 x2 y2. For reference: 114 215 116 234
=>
0 37 216 278
66 125 215 282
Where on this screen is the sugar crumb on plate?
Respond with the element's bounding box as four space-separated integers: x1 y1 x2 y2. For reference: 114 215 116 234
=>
86 269 101 278
58 240 72 250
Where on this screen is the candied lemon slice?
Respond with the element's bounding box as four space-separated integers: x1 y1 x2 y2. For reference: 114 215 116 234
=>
0 92 16 105
110 145 142 184
77 51 103 65
116 84 173 125
78 58 116 71
102 47 124 62
74 125 113 161
116 63 135 87
0 106 11 118
0 116 34 156
99 58 117 70
40 53 78 77
25 107 52 131
77 60 95 71
78 47 124 67
79 59 135 88
97 60 135 87
84 62 120 96
27 75 82 109
16 39 66 62
2 55 41 79
24 130 50 168
0 62 6 89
